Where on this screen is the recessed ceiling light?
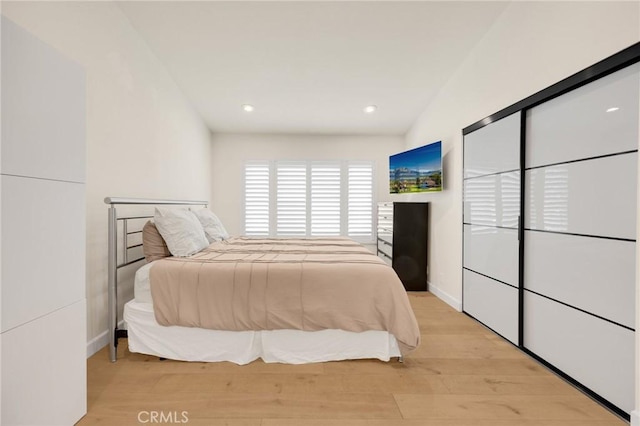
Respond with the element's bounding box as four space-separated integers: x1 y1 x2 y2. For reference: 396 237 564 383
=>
242 104 255 112
364 105 377 114
606 107 619 113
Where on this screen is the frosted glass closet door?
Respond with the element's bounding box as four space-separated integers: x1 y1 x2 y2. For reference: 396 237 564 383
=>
524 63 639 414
463 112 520 344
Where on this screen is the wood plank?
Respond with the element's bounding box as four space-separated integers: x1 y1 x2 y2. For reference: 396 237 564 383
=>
202 392 402 419
394 394 621 421
321 358 408 375
402 358 553 376
152 371 447 395
341 372 449 394
438 375 578 395
410 334 524 359
417 312 489 335
152 373 343 394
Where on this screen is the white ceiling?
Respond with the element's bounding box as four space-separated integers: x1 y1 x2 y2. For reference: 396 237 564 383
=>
117 1 509 135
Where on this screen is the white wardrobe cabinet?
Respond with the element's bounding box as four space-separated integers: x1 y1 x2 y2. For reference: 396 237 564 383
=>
1 16 87 425
462 45 639 418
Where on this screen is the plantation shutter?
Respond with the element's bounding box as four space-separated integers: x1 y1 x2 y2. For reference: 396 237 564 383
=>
347 162 374 239
276 162 307 236
244 160 374 241
310 162 341 236
244 161 270 236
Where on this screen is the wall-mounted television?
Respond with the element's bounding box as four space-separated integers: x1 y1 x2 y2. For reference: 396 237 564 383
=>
389 141 442 193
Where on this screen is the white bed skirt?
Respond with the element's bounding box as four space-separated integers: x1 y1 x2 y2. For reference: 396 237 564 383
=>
123 300 401 365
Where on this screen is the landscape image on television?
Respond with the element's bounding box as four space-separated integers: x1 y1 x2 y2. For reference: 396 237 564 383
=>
390 141 442 193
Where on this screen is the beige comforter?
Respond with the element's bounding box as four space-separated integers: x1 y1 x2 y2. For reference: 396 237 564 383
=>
150 237 420 354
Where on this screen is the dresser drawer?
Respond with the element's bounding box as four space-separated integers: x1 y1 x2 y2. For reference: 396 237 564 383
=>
377 239 393 258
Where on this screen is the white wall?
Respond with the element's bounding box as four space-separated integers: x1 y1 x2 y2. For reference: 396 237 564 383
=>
404 0 640 308
2 2 211 352
210 133 404 238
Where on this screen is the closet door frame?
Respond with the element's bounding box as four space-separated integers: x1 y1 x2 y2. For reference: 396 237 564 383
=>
462 41 640 421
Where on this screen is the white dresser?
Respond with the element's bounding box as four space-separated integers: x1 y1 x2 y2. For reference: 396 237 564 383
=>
376 202 394 265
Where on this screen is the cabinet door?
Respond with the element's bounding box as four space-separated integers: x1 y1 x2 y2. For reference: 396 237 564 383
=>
1 176 85 332
1 17 85 183
2 301 87 426
462 112 520 344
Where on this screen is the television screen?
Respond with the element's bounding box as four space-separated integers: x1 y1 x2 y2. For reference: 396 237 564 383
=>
389 141 442 193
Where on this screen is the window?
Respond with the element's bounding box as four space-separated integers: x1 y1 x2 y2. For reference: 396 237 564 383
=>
243 160 374 242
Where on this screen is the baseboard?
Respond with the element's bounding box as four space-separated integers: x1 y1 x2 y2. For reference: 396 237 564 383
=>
427 281 462 312
86 320 125 358
86 330 108 358
631 410 640 426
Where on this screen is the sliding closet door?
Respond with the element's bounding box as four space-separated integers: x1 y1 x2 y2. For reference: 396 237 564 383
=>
462 112 521 344
524 63 639 414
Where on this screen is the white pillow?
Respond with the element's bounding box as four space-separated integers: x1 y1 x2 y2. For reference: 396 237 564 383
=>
153 207 209 257
192 209 229 243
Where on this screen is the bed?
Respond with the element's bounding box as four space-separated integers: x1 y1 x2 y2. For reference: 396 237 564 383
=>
106 197 420 364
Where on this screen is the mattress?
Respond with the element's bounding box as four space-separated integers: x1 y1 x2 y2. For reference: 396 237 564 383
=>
126 262 401 364
149 237 420 353
134 262 154 304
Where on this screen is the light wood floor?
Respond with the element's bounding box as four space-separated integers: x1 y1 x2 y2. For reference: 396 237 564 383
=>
78 292 626 425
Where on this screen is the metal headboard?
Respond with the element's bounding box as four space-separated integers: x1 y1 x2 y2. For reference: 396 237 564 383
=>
104 197 208 362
